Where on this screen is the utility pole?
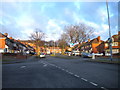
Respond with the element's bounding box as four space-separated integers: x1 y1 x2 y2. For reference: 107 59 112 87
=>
52 33 56 55
54 40 55 55
106 0 112 61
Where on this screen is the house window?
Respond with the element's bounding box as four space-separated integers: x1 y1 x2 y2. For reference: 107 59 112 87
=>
90 45 91 47
105 43 108 47
114 42 118 46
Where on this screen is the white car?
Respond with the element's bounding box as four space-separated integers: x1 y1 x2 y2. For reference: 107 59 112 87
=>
40 53 46 58
81 52 93 58
72 51 80 56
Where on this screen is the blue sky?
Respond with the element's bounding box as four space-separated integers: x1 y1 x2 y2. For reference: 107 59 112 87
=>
0 1 118 41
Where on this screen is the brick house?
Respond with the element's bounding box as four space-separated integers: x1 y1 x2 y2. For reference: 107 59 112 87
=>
97 33 120 55
80 36 103 53
0 33 7 53
0 33 35 54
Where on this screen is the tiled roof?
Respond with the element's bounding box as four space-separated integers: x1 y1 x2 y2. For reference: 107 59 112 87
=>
0 33 6 38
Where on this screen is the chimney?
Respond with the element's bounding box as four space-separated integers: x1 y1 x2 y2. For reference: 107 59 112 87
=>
17 39 20 42
88 39 90 42
9 37 13 39
97 36 101 42
4 33 8 37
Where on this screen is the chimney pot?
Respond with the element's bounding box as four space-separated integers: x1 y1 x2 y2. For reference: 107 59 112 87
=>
9 37 13 39
88 39 90 42
4 33 8 36
98 36 101 42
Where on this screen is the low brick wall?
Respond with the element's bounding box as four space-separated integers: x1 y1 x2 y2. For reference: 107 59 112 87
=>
2 53 28 60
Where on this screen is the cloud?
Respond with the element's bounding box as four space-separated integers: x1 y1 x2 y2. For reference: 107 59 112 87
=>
46 19 64 41
0 2 118 41
74 2 81 10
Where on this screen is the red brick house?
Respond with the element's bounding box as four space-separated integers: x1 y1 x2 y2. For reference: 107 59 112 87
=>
97 33 120 55
0 33 35 54
80 36 103 53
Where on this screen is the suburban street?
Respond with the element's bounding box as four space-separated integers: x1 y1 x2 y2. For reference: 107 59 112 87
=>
2 56 119 89
1 1 119 90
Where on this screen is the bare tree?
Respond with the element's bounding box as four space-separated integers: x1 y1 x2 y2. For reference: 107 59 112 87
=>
64 23 94 44
29 28 44 55
57 33 69 54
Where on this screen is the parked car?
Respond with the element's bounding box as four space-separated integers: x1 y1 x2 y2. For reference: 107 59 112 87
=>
81 52 93 58
65 52 72 56
94 53 103 56
40 53 46 58
72 51 80 56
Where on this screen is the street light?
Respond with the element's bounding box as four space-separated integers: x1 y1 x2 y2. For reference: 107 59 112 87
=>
52 33 56 55
106 0 112 61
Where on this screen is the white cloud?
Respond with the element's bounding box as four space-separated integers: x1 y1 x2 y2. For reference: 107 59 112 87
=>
45 19 65 41
16 15 35 28
74 2 80 10
97 7 108 23
40 3 55 13
102 24 109 30
21 28 34 36
72 12 81 23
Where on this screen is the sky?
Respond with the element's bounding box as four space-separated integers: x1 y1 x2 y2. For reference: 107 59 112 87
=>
0 0 118 41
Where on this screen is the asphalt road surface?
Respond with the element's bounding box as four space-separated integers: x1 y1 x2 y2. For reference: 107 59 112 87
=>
2 56 119 89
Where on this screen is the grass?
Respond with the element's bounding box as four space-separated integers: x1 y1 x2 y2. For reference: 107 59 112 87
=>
54 55 80 59
87 59 120 64
2 59 25 64
2 59 16 62
54 55 120 64
50 54 56 56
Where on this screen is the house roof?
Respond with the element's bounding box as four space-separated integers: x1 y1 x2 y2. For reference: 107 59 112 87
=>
106 34 119 42
112 34 118 42
0 33 6 38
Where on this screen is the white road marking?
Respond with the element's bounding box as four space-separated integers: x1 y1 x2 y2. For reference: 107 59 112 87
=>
68 72 73 75
20 66 26 68
89 82 98 86
58 67 61 69
81 78 88 82
43 64 47 67
74 74 79 78
54 65 57 67
51 64 55 66
101 87 108 90
41 62 108 89
65 70 69 72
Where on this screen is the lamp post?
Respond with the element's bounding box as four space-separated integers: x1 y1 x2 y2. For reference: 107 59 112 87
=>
52 33 56 55
44 36 48 54
106 0 112 61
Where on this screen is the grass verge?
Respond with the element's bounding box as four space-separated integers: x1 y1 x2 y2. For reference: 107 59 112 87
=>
86 59 120 64
54 55 80 59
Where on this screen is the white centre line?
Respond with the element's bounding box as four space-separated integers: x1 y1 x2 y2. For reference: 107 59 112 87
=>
101 87 108 90
89 82 98 86
68 72 73 75
43 64 47 67
41 62 108 89
74 74 79 78
65 70 69 72
81 78 88 82
20 66 26 68
58 67 61 69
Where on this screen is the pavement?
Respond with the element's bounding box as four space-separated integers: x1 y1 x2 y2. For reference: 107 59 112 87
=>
2 55 120 89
